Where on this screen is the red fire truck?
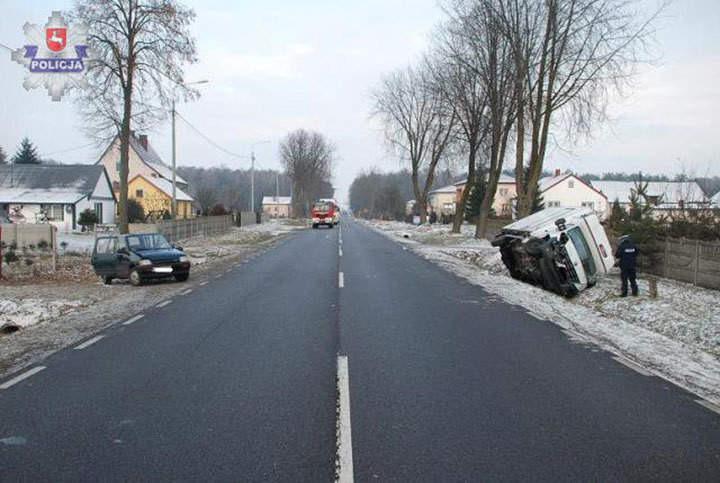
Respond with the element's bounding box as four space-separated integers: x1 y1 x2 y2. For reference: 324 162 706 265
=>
311 200 336 229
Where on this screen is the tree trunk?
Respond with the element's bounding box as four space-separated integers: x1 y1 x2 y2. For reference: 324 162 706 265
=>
452 145 477 233
118 84 132 234
411 169 427 223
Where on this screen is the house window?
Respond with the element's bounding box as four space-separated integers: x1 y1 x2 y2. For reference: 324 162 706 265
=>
548 201 561 208
41 204 64 221
568 180 575 188
502 203 511 214
94 202 103 224
499 188 509 196
581 201 595 210
135 189 144 198
112 181 119 191
443 202 455 213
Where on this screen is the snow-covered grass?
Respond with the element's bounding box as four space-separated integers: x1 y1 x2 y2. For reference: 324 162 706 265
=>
57 232 96 253
364 219 720 405
0 299 87 332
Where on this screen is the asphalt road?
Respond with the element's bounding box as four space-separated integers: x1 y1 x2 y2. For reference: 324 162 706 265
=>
1 219 719 481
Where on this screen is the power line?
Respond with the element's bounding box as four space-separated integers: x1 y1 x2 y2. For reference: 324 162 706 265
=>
41 142 97 158
175 112 249 161
0 41 15 52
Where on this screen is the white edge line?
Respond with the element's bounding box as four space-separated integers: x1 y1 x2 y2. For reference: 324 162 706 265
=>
123 314 144 326
337 356 354 483
613 356 653 377
200 281 209 286
696 399 720 416
0 366 46 390
74 335 104 350
155 300 172 308
339 272 344 288
181 289 193 295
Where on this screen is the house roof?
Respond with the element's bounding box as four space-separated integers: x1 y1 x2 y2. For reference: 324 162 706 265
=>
539 173 607 199
130 174 194 202
453 174 515 186
97 133 188 186
0 164 109 204
591 180 707 206
429 184 457 195
262 196 292 205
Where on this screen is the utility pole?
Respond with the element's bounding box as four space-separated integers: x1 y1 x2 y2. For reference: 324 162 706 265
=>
171 98 177 218
251 149 255 213
250 140 271 213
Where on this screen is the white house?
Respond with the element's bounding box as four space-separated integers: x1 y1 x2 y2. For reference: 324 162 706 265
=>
538 172 608 219
591 180 709 218
712 190 720 208
428 184 457 216
454 174 517 217
0 164 116 232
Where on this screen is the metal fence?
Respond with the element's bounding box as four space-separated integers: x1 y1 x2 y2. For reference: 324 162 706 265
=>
646 238 720 290
156 215 234 242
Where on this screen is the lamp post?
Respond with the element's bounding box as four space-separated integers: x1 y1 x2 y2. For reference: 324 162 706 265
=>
171 79 209 218
250 140 270 213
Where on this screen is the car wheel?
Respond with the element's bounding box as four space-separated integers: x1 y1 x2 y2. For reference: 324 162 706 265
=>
129 268 143 287
175 273 189 282
103 276 113 285
312 224 318 229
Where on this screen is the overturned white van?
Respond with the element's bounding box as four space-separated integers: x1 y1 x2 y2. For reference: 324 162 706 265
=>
491 207 614 297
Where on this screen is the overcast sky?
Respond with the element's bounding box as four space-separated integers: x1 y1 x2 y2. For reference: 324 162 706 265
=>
1 0 718 202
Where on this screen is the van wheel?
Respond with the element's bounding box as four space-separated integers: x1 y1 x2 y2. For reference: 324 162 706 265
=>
329 223 334 229
525 238 545 257
103 276 113 285
175 273 189 282
129 268 143 286
312 224 318 229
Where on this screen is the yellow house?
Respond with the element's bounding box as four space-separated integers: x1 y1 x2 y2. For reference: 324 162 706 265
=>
128 174 194 219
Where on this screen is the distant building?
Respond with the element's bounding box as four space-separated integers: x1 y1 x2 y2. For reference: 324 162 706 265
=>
128 174 194 219
262 196 292 218
591 180 709 218
428 184 457 216
454 174 516 217
0 164 116 231
537 171 608 219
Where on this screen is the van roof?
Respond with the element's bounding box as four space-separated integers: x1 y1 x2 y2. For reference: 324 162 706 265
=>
503 207 593 234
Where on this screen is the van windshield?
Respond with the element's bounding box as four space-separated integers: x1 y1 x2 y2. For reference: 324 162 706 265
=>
567 227 596 278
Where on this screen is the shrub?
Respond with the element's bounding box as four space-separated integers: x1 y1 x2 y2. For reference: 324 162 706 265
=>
37 239 49 251
3 250 18 264
24 258 33 266
60 241 68 251
429 212 438 224
78 208 99 230
209 203 229 216
127 199 145 223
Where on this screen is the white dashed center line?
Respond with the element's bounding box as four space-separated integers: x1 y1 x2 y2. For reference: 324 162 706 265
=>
339 272 344 288
180 289 193 295
123 314 144 326
74 336 104 350
200 281 209 286
155 300 172 308
0 366 46 390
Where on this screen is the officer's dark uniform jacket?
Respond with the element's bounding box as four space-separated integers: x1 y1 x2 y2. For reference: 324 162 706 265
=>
615 239 638 270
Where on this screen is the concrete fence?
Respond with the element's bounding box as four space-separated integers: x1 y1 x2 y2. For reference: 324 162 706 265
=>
156 215 234 242
0 223 54 249
238 211 259 227
646 238 720 290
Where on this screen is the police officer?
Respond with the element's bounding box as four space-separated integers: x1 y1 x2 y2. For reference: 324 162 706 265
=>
615 234 639 297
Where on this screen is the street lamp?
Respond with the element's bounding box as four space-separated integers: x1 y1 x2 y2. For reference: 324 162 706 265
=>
172 79 209 218
250 140 271 213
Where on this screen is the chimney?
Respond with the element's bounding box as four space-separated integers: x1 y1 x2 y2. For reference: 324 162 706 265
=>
553 167 562 177
139 134 148 150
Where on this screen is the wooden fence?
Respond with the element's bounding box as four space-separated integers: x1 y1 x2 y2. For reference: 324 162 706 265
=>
646 238 720 290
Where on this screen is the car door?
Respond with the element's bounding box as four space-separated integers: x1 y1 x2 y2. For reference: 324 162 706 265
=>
91 237 114 275
114 237 131 278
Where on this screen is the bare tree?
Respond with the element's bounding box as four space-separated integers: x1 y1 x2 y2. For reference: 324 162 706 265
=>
504 0 667 217
279 129 336 217
372 64 457 223
445 0 518 238
194 185 218 216
72 0 198 233
431 19 491 233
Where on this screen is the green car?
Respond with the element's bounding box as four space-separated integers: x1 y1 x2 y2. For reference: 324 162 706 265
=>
91 233 191 286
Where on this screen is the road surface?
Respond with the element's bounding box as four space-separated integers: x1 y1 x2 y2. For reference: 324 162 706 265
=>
1 219 719 481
